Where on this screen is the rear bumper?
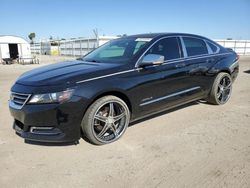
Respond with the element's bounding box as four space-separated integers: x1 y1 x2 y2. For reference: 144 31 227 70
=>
231 59 239 82
9 95 86 143
231 67 239 82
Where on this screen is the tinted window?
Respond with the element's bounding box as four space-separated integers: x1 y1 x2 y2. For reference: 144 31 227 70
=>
207 41 218 53
183 37 208 56
146 37 181 60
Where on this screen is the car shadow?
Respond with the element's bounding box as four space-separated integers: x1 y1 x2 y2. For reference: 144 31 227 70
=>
244 69 250 74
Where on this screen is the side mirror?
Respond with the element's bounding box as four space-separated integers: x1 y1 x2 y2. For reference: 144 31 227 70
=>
138 54 164 67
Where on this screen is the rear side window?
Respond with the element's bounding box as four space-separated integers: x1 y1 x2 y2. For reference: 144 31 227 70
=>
183 37 208 56
207 41 219 53
146 37 181 60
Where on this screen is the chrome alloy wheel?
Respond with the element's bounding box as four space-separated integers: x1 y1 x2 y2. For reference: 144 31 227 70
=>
217 75 232 104
92 101 130 143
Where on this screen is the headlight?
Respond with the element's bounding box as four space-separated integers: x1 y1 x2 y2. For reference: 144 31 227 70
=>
28 89 74 104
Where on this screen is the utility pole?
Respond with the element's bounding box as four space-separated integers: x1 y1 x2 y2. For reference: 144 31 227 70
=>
93 28 99 48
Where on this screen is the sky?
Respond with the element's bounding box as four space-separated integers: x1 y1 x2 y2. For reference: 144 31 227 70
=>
0 0 249 41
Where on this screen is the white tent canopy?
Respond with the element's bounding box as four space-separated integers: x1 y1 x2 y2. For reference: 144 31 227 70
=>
0 35 29 44
0 35 31 61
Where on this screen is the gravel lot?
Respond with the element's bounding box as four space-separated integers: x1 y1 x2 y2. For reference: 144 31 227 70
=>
0 55 250 188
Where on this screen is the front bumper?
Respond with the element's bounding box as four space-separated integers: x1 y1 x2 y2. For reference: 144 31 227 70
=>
9 95 86 143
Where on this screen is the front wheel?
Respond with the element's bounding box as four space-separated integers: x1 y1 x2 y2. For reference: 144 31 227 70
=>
207 72 232 105
81 95 130 145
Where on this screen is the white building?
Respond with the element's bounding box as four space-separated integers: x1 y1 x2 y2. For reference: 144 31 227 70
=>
0 35 31 61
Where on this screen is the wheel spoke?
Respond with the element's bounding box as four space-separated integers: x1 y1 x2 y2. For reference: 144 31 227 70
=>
95 114 107 123
113 112 125 122
218 84 223 90
110 124 118 137
224 83 232 90
97 123 109 137
222 78 226 86
221 91 227 102
109 103 115 117
217 90 222 98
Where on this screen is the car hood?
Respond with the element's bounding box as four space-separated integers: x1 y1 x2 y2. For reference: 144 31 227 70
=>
16 60 122 86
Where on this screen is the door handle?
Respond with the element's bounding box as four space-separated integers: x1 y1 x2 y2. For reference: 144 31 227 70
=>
176 62 186 68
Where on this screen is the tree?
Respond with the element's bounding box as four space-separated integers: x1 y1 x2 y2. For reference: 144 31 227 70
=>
93 28 98 39
28 32 36 44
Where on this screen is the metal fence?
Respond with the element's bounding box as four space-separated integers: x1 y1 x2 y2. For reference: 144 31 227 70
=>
31 36 117 56
59 38 98 56
215 40 250 55
31 38 250 56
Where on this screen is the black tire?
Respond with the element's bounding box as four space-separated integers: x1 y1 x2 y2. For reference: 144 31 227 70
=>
207 72 232 105
81 95 130 145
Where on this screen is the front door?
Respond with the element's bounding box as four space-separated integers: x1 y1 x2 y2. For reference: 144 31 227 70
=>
132 37 199 117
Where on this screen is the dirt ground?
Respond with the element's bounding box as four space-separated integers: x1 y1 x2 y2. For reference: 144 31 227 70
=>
0 55 250 188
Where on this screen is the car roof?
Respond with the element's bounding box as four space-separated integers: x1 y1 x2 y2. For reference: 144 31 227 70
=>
126 33 208 40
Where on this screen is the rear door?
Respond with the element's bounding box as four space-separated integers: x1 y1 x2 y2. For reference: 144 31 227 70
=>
181 36 213 98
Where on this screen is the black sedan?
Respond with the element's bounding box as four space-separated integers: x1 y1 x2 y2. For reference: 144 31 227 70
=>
9 33 239 145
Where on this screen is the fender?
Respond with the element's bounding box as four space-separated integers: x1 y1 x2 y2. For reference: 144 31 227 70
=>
208 52 238 76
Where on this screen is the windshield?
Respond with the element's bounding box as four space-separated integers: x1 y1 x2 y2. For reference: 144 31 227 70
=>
81 38 151 63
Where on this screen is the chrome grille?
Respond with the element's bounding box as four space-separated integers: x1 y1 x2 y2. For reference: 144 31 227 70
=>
10 92 31 109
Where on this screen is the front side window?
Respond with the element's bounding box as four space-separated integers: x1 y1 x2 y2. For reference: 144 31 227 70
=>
82 38 149 63
145 37 181 60
183 37 208 56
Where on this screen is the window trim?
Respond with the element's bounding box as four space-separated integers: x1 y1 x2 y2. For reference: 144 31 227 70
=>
205 40 220 54
135 35 222 68
205 41 213 54
179 37 188 58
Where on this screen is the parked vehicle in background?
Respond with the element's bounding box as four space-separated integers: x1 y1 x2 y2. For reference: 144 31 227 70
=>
9 33 239 145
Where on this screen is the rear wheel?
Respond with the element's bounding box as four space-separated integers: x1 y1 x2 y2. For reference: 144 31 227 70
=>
207 72 232 105
81 95 130 145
